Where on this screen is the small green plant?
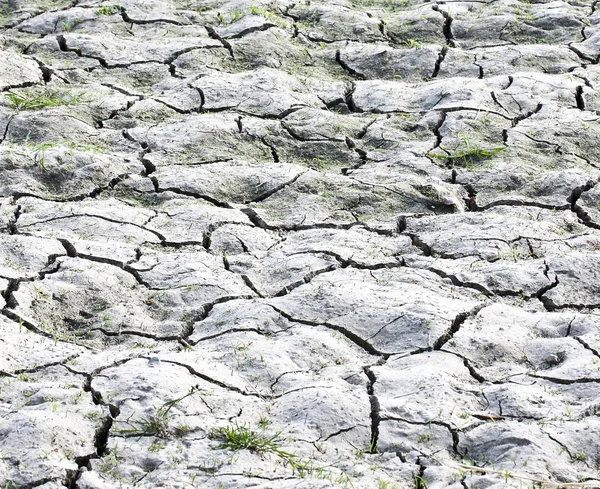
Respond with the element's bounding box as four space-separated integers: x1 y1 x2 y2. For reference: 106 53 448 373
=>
414 475 427 488
428 130 505 168
4 88 82 112
5 141 57 169
229 9 245 22
95 4 121 15
249 4 267 15
417 433 432 443
369 435 377 453
403 39 422 48
17 373 31 382
210 422 297 465
456 462 600 487
117 389 196 439
247 4 288 27
565 405 573 421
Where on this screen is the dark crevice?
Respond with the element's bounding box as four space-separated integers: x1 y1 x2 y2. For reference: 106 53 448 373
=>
63 369 121 469
202 231 212 251
567 44 599 65
513 131 562 153
0 114 15 144
431 46 448 79
53 236 155 287
565 317 575 337
266 304 387 357
0 81 39 93
575 86 586 110
574 336 600 360
242 207 386 234
432 5 455 47
16 478 54 489
511 103 542 127
536 262 560 311
241 207 273 229
120 7 182 26
540 301 600 312
335 50 365 80
272 264 338 297
479 200 569 212
356 118 377 139
364 366 380 453
8 204 21 235
321 425 358 442
1 278 20 309
205 25 235 58
406 233 433 257
442 350 488 383
245 171 305 204
382 415 462 456
153 182 232 209
190 327 267 346
150 176 160 192
433 305 485 350
432 111 446 149
19 212 165 241
409 265 492 294
240 274 264 297
33 58 52 84
1 308 57 340
544 432 580 463
93 415 114 458
491 91 508 112
159 358 262 397
415 461 427 489
12 173 130 203
569 180 598 229
344 82 360 112
280 121 328 143
194 86 206 109
530 373 600 384
56 34 108 67
151 97 201 114
1 352 81 377
141 156 157 177
292 249 404 272
260 137 280 163
225 22 277 40
345 136 368 169
378 19 386 37
180 296 249 343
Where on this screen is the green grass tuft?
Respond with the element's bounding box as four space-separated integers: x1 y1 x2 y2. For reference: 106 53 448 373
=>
95 5 121 15
210 422 297 463
116 389 196 439
4 88 82 112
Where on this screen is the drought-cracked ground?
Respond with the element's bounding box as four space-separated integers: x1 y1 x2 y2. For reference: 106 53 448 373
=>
1 0 600 488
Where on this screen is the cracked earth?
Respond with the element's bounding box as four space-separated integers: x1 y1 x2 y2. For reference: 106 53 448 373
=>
1 0 600 488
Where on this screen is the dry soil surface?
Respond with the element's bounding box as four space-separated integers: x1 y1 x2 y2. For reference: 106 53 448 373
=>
1 0 600 488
